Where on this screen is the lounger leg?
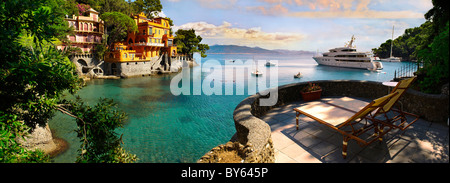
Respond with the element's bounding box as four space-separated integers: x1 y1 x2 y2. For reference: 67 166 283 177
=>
378 125 384 142
373 125 379 137
296 112 300 130
342 137 350 159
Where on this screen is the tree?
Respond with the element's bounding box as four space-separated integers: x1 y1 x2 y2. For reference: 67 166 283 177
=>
416 0 449 93
0 0 81 162
1 0 138 163
100 12 138 50
57 97 137 163
174 29 210 58
424 0 449 36
132 0 163 18
416 22 449 93
372 21 433 61
98 0 134 15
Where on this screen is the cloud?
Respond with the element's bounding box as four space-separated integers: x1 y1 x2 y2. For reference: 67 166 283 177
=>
248 0 426 19
196 0 238 9
247 4 289 16
173 21 306 49
288 10 424 18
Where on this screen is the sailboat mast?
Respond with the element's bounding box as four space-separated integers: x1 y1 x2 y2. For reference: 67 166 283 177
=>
390 25 394 58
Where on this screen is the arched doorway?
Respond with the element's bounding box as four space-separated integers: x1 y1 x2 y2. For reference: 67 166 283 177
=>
111 63 117 75
77 59 89 74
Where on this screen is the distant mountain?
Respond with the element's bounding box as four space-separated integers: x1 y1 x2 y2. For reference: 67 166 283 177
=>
206 45 315 55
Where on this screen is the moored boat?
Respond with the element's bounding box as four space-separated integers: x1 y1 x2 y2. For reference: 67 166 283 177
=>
312 35 383 70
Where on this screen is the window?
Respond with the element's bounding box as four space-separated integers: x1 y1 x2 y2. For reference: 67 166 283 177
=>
123 53 127 58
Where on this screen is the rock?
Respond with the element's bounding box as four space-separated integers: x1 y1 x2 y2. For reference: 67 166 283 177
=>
16 123 57 154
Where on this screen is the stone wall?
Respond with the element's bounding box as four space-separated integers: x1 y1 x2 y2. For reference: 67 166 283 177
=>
104 61 155 78
198 87 276 163
71 54 103 77
251 80 448 123
103 55 183 78
199 80 448 163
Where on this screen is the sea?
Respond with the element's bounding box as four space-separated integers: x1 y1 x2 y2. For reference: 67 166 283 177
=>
49 54 415 163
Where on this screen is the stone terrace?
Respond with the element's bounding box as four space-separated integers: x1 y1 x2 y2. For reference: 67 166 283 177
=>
261 99 449 163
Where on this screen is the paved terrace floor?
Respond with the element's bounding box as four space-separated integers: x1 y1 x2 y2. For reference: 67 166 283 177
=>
260 97 449 163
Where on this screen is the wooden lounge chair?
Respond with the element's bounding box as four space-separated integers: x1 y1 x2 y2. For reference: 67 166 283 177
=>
293 92 399 159
375 77 420 131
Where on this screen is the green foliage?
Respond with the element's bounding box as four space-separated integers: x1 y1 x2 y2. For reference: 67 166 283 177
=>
0 112 50 163
416 22 449 93
302 83 322 93
424 0 449 37
0 47 82 128
94 43 108 61
415 0 449 93
174 29 210 58
1 0 138 163
59 97 137 163
97 0 134 15
61 0 79 16
373 0 449 94
372 21 433 60
132 0 163 18
100 11 138 49
0 0 72 65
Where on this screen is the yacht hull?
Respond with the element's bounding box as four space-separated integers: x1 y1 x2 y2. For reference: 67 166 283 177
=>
313 57 382 70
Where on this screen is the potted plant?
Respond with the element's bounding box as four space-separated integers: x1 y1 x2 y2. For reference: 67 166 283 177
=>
301 82 322 101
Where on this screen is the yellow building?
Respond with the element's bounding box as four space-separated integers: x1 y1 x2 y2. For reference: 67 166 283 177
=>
105 12 177 63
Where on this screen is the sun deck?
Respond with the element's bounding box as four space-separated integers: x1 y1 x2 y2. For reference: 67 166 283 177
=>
260 97 449 163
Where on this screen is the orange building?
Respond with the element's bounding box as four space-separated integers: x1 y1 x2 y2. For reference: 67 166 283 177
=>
105 12 177 63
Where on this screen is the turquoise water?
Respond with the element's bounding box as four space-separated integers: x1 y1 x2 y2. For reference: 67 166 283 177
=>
49 54 413 163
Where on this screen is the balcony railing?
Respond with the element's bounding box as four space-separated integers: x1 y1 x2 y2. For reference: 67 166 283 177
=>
130 43 164 47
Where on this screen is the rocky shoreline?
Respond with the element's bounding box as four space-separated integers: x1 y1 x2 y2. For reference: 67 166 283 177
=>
17 123 69 158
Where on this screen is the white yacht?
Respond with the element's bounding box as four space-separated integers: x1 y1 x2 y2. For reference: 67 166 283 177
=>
380 57 401 62
313 35 383 70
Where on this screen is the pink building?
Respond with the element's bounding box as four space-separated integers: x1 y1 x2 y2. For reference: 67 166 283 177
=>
58 8 104 53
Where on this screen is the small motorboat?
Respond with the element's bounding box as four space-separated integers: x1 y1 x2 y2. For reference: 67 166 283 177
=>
294 72 302 78
265 60 276 66
251 69 263 76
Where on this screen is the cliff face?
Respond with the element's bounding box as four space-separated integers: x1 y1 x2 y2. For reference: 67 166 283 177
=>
16 123 57 154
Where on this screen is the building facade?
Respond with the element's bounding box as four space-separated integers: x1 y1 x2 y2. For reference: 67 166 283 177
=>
105 12 177 63
58 8 105 53
103 12 178 77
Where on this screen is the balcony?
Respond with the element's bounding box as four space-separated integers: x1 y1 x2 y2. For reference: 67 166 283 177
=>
130 42 164 47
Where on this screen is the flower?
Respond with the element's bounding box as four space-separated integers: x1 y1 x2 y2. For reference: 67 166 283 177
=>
77 3 91 16
302 82 321 93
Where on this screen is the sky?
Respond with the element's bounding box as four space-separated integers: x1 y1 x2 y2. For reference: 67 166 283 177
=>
160 0 433 52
